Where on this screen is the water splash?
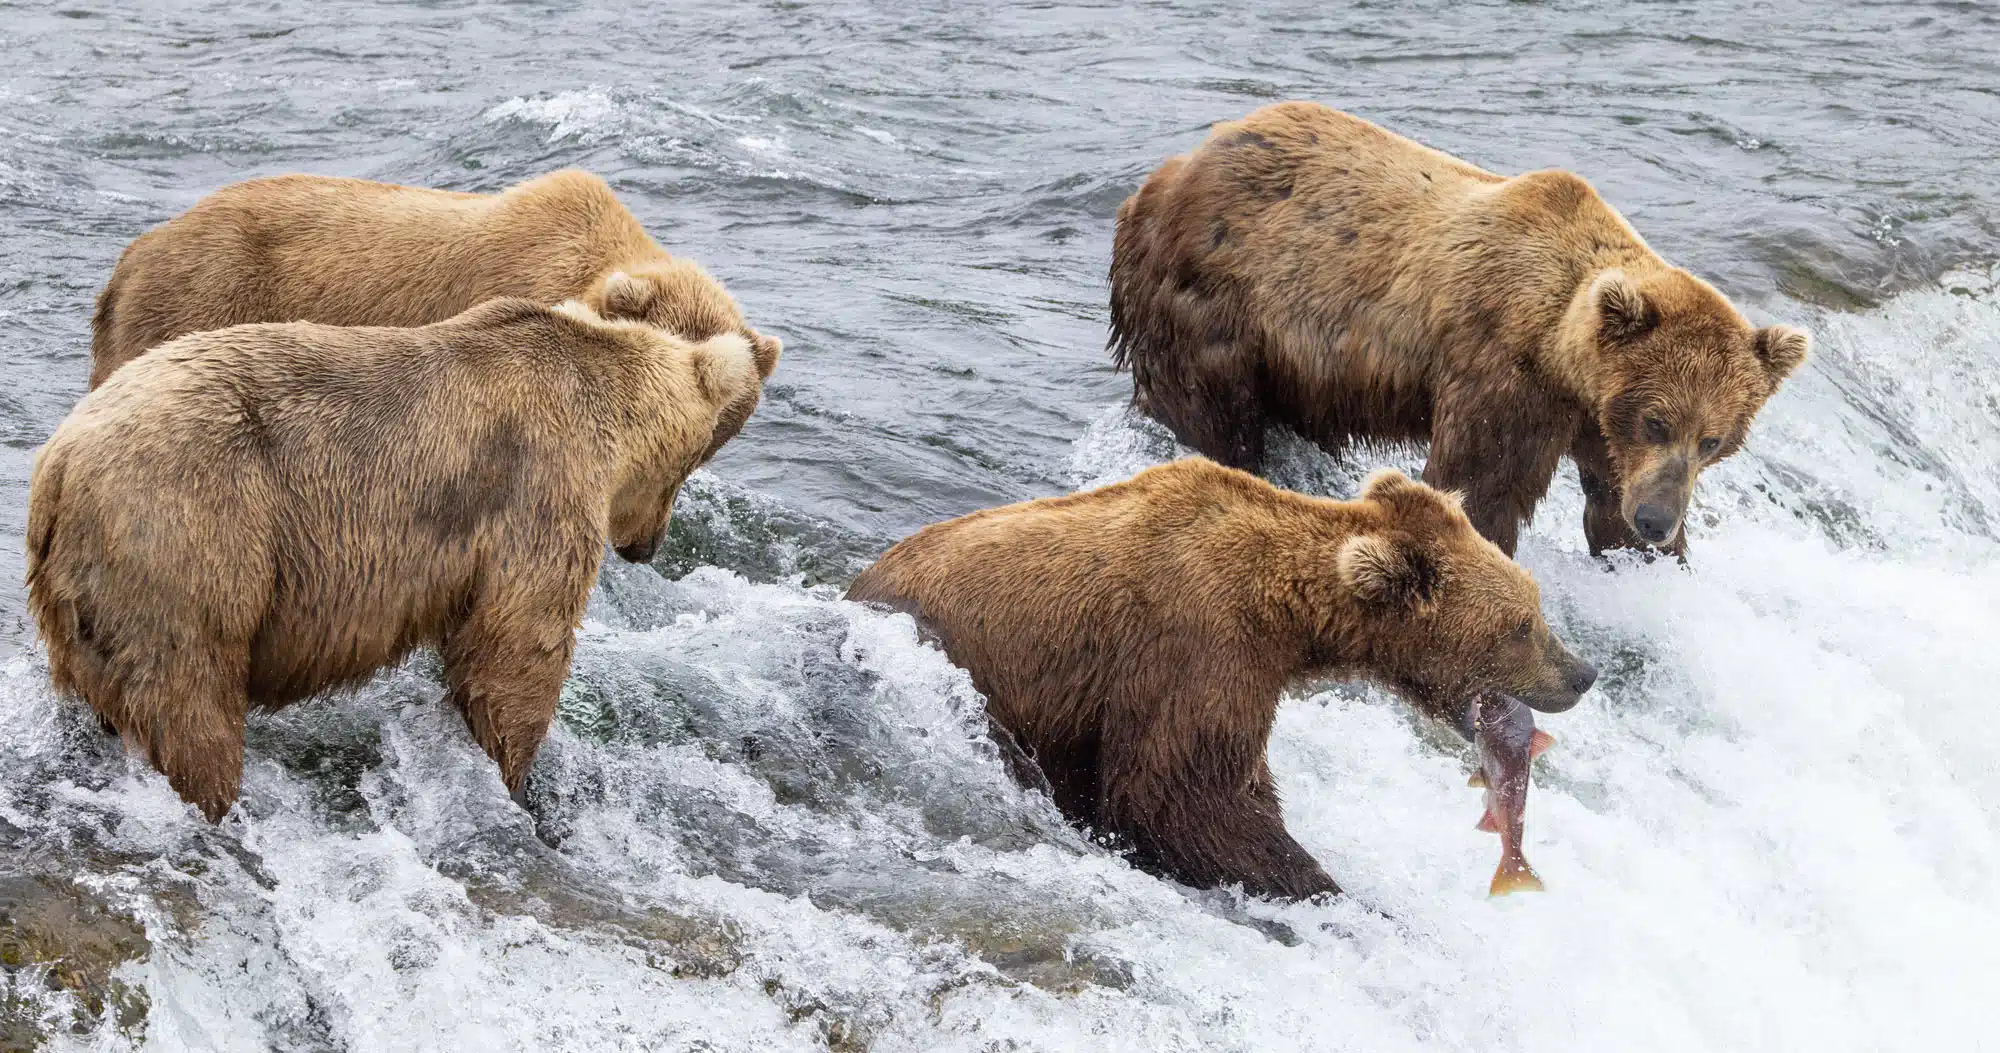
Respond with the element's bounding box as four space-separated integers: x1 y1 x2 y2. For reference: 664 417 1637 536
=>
8 265 1997 1051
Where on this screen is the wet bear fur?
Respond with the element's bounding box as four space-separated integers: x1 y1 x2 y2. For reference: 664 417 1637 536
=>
1109 102 1810 556
847 459 1596 900
29 297 763 821
89 169 780 457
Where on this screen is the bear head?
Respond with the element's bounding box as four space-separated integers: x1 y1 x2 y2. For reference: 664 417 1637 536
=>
544 302 763 565
1581 268 1809 548
1335 470 1597 717
589 264 783 470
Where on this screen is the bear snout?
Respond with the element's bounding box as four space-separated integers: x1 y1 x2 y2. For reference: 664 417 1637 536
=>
1632 502 1681 544
1568 659 1599 696
615 536 663 563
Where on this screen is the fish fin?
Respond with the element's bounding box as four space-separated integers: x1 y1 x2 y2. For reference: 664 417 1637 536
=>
1475 810 1499 833
1489 863 1545 897
1467 771 1487 788
1530 730 1556 759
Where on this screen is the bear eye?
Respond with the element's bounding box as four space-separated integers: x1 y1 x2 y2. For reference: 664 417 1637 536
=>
1510 618 1534 641
1643 417 1671 444
1699 437 1721 457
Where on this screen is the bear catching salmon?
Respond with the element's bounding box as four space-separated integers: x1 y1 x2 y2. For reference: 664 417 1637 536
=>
849 460 1595 900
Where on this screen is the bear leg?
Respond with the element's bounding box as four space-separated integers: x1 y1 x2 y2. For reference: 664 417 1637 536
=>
1100 710 1337 901
1115 779 1338 901
1136 363 1268 473
1425 395 1573 557
1009 723 1103 833
1572 426 1690 559
119 655 250 823
154 705 247 824
442 609 579 800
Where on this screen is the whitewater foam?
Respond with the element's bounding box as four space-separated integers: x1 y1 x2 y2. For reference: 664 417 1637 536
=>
483 90 627 144
5 271 1997 1051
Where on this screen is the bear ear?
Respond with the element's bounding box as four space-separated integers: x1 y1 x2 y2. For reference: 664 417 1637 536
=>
748 330 783 380
689 332 759 408
1361 468 1421 503
1337 534 1440 611
1361 469 1462 515
1589 269 1658 342
597 271 658 322
1752 324 1810 383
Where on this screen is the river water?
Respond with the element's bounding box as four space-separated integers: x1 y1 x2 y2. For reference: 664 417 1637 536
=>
1 2 1996 1050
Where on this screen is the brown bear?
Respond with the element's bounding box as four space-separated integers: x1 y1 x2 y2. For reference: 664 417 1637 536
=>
846 459 1597 900
1109 102 1811 557
88 170 780 457
28 296 767 822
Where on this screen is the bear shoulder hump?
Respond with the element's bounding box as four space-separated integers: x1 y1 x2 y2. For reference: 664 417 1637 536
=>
1498 169 1606 217
513 168 619 209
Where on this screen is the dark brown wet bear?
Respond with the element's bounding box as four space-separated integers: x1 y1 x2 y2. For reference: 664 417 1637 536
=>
28 297 769 821
1109 102 1811 557
847 459 1597 900
88 169 780 458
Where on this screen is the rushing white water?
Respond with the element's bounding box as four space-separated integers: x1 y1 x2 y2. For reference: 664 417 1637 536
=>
3 264 1994 1052
6 1 2000 1042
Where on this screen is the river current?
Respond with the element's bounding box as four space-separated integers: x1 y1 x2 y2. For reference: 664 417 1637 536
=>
1 2 1996 1050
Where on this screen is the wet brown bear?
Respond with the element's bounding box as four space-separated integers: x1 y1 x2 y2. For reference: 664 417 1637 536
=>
89 170 780 457
28 297 766 821
1109 102 1811 557
847 459 1597 900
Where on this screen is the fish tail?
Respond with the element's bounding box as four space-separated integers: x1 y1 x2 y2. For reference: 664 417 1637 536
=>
1489 860 1545 897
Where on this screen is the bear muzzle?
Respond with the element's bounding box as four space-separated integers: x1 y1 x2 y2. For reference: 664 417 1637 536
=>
1621 458 1695 547
615 534 664 564
1519 650 1597 714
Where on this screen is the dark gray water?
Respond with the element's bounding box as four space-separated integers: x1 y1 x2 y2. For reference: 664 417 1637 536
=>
2 2 1997 1050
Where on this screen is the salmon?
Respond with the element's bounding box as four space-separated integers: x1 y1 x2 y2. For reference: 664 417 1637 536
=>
1465 693 1556 896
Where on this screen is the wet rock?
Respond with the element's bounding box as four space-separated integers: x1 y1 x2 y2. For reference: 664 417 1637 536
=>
0 871 149 1049
435 835 745 981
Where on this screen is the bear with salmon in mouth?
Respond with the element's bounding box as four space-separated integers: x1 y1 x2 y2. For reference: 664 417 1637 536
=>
1110 102 1810 557
848 459 1596 900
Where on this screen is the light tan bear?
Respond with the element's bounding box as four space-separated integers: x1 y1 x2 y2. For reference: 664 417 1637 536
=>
29 297 762 821
1110 102 1810 557
88 170 780 456
848 459 1596 900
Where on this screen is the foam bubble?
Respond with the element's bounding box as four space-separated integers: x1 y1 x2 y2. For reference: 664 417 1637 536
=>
483 89 626 144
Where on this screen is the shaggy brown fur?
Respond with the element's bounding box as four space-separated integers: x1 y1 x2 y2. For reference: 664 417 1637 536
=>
847 459 1597 901
89 170 781 455
29 298 761 821
1109 102 1811 557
